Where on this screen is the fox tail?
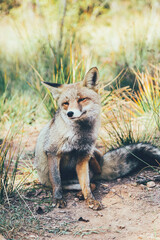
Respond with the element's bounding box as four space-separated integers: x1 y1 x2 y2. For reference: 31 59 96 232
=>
97 143 160 181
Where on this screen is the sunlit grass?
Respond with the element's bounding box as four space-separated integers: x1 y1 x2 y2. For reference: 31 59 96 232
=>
80 5 160 87
100 66 160 150
127 67 160 130
30 42 88 117
1 0 160 93
0 91 47 134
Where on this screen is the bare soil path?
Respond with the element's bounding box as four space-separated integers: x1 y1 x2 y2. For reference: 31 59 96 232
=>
2 126 160 240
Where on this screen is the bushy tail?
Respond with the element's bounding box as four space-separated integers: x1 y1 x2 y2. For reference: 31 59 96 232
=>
97 143 160 181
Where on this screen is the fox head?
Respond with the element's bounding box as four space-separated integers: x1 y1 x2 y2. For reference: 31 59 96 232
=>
42 67 101 123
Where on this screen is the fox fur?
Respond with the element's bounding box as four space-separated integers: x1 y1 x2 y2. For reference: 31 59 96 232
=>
35 67 160 210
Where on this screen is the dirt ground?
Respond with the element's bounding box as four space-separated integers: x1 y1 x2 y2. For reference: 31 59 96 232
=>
2 126 160 240
33 178 160 240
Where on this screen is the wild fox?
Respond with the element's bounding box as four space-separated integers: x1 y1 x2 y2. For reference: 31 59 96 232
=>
35 67 160 210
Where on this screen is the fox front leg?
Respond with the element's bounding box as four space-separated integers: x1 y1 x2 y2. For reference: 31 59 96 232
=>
47 153 66 208
76 156 102 210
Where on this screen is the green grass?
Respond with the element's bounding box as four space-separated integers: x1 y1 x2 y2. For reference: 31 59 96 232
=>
0 129 21 204
0 91 46 133
0 196 44 239
30 42 87 117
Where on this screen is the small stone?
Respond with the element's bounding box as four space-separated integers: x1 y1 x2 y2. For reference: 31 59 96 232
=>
128 193 132 197
140 184 146 190
147 181 156 188
131 182 138 187
78 217 89 222
36 206 44 214
111 188 116 193
154 175 160 181
74 197 79 202
101 183 109 188
59 210 66 213
96 212 103 217
117 225 125 229
136 177 147 184
117 178 121 182
52 203 56 208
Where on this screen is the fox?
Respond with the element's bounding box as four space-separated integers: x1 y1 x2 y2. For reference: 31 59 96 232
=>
35 67 160 210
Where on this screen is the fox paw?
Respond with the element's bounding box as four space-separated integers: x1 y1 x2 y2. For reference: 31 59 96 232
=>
53 199 67 208
86 198 102 211
76 184 96 200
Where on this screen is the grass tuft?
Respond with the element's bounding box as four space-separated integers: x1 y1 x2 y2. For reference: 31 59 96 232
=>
0 128 22 203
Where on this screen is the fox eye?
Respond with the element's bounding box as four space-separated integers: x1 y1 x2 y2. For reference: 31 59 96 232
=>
62 101 69 106
78 98 87 103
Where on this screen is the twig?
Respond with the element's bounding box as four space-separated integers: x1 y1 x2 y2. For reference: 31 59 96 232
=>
2 179 10 207
15 188 37 220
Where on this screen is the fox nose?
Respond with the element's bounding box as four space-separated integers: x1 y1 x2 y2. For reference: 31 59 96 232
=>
67 111 74 118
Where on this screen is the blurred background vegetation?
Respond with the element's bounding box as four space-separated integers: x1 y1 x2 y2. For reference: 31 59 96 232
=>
1 0 160 130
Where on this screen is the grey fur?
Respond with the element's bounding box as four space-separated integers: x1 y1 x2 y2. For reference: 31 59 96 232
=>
35 112 100 186
35 71 101 189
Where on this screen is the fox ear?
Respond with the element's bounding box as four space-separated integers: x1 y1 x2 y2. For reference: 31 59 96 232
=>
42 82 62 100
83 67 99 91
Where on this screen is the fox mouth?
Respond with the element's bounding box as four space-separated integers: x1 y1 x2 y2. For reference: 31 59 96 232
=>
70 111 87 120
